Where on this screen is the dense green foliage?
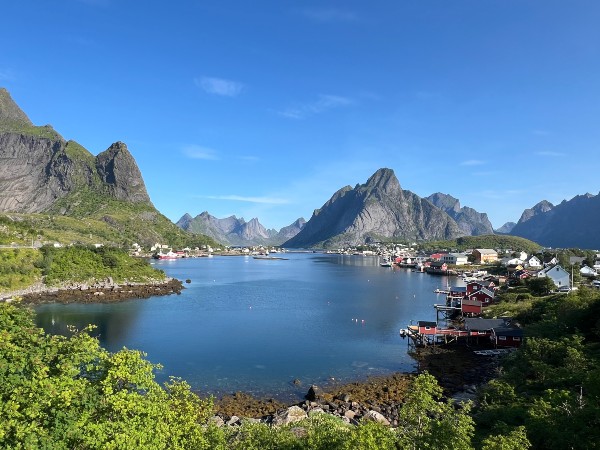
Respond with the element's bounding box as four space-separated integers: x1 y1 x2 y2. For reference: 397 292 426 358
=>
40 245 165 285
0 210 219 250
0 246 165 292
0 303 481 449
419 234 540 254
0 249 41 290
476 287 600 449
0 304 219 449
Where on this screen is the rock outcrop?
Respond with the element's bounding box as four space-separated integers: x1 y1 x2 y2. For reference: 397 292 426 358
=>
284 168 464 248
0 88 151 214
495 222 516 234
426 192 494 236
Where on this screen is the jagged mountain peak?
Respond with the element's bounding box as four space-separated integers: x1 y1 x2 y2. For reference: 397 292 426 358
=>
364 168 401 193
284 168 463 248
518 200 554 223
177 212 304 246
0 91 152 213
96 141 151 204
427 192 461 214
0 88 32 126
427 192 494 236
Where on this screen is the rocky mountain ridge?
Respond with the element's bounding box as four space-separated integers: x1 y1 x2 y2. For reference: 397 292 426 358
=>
177 212 305 246
0 88 151 213
426 192 494 236
284 168 465 248
509 194 600 249
0 88 217 248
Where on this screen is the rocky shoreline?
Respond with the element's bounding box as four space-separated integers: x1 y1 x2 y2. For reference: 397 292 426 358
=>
0 277 183 305
211 343 502 428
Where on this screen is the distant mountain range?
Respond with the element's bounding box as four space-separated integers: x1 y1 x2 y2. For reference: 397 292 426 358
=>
495 222 516 234
509 195 600 249
177 212 305 246
3 88 599 250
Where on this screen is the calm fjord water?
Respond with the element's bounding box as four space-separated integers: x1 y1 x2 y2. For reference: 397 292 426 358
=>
35 253 454 401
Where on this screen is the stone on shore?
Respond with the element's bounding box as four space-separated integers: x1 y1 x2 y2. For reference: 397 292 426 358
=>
362 410 390 426
305 385 323 401
271 406 307 426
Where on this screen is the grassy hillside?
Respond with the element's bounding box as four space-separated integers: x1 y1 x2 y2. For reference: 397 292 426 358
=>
1 193 219 250
419 234 541 254
0 245 165 293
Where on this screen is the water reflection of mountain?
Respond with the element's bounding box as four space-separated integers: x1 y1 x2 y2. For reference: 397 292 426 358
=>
35 302 142 350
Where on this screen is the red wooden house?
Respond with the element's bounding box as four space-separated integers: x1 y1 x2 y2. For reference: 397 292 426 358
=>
491 327 523 347
466 280 496 295
461 299 483 316
467 287 495 305
417 321 438 335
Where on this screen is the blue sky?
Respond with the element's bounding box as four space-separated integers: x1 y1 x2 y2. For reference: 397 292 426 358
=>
2 1 599 230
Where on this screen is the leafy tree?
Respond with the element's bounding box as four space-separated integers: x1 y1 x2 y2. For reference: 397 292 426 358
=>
525 276 555 296
481 425 530 449
396 373 475 449
0 304 221 449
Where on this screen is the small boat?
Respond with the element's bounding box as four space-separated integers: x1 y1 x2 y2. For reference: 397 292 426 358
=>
253 256 288 260
433 288 449 294
153 250 178 260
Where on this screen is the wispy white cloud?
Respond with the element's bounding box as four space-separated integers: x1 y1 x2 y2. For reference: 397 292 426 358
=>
194 76 244 97
278 94 354 119
301 8 358 23
0 69 16 82
460 159 485 166
202 195 290 205
536 151 565 157
182 145 219 160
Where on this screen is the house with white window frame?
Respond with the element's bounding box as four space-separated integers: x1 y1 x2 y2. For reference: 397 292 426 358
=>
537 264 571 289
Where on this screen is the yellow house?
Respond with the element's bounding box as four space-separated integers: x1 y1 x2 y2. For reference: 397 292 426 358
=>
473 248 498 264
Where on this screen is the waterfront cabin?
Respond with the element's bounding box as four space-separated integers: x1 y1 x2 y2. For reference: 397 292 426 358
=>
417 321 438 335
491 327 523 348
464 317 523 347
466 280 496 294
467 287 495 305
427 261 448 274
461 299 484 316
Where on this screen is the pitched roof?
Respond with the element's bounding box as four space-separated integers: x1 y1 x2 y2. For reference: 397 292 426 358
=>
474 249 498 255
464 318 508 331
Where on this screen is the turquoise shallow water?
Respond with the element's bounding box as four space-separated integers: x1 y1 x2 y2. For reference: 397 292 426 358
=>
35 253 455 401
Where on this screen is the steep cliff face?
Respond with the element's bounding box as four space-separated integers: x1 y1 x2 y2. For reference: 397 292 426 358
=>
426 192 494 236
96 142 151 203
0 89 151 213
284 168 464 248
177 211 305 246
0 87 33 126
516 200 554 224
